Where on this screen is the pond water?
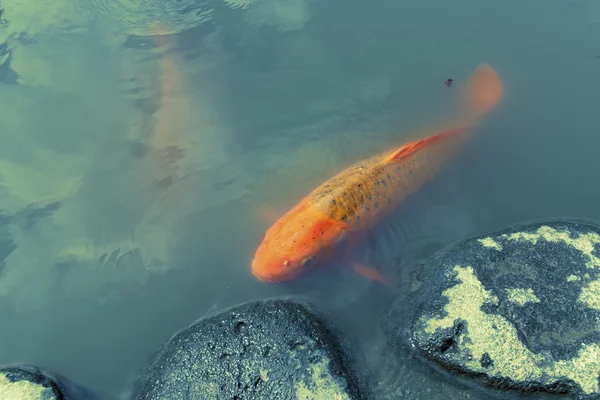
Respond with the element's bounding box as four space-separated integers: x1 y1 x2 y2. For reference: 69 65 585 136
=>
0 0 598 398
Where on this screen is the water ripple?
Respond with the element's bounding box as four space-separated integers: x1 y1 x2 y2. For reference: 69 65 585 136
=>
88 0 217 36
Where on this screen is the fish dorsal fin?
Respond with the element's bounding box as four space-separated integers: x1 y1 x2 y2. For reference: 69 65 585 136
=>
385 63 504 165
385 141 422 163
384 126 472 163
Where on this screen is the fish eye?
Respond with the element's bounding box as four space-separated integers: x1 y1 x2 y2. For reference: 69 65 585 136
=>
300 256 314 267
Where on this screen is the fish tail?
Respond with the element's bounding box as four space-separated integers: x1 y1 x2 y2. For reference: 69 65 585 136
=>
383 64 504 165
461 63 504 123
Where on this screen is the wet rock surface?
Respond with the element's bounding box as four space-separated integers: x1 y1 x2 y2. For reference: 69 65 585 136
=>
132 296 370 400
405 219 600 399
0 364 99 400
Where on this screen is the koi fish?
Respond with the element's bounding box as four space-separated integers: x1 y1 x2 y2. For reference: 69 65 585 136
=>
252 63 504 284
148 23 190 188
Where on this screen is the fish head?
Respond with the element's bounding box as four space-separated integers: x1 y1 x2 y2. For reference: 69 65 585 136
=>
252 200 347 283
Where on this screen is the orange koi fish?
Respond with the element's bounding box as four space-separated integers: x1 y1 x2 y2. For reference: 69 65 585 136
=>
252 63 503 284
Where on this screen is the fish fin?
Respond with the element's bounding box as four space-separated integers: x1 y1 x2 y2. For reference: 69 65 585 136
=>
384 126 472 163
460 63 504 122
348 260 391 287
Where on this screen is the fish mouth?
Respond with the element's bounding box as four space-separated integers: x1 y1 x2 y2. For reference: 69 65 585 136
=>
251 258 281 283
251 257 300 283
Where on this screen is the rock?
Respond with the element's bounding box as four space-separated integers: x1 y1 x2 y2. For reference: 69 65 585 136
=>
0 365 99 400
132 297 371 400
407 219 600 399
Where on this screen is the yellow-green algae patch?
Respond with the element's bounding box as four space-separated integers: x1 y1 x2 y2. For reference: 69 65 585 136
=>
259 369 270 382
294 357 350 400
422 265 600 394
579 280 600 311
501 225 600 312
547 344 600 394
478 237 502 251
502 226 600 269
0 372 55 400
506 288 540 306
567 274 581 282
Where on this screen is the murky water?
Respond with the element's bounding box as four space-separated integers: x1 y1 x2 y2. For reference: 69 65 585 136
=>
0 0 599 398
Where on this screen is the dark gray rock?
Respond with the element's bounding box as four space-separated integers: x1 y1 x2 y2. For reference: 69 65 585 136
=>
403 219 600 399
132 296 371 400
0 364 99 400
